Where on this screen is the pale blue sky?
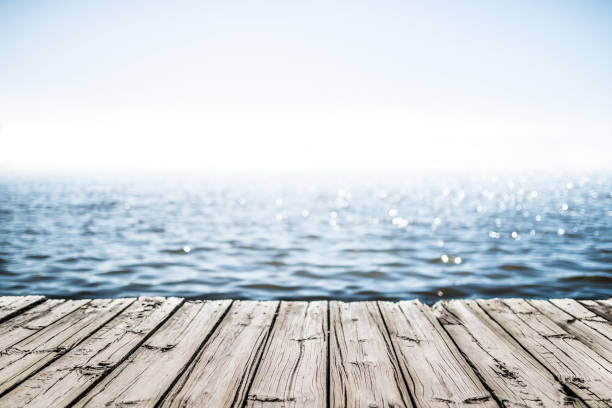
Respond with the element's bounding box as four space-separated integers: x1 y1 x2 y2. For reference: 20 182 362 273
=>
1 0 611 172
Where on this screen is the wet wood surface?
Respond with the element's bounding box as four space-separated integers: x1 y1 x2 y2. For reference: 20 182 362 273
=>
0 296 610 408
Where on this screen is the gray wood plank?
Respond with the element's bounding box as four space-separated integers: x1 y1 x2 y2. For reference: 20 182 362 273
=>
434 300 586 407
0 297 45 324
379 300 496 407
0 297 608 407
246 301 327 408
74 300 232 408
0 298 134 396
579 300 612 322
531 299 612 361
0 299 88 350
329 301 412 408
160 300 278 408
550 299 612 340
478 299 612 408
0 297 182 408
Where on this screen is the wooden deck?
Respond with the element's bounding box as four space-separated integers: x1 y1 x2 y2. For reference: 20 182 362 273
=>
0 297 610 407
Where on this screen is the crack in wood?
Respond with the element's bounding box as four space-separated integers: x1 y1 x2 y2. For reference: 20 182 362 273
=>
142 343 176 352
1 297 610 407
395 335 421 344
248 394 297 402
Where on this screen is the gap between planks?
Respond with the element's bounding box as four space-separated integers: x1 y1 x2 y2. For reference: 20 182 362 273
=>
0 297 610 408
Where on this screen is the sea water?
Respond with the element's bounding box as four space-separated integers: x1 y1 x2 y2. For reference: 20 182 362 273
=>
1 171 610 302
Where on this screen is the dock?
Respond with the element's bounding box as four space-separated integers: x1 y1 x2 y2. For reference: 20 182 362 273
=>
0 296 610 407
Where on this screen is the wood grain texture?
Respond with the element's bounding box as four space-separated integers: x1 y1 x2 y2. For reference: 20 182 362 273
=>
329 301 412 408
246 301 327 408
580 300 612 322
550 299 612 340
0 296 45 324
434 300 585 407
1 297 182 408
0 299 88 350
160 300 278 408
379 300 496 407
74 300 232 408
530 299 612 361
0 298 610 407
0 298 134 396
478 298 612 408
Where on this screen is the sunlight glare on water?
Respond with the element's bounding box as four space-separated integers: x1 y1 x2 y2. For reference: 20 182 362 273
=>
0 171 611 303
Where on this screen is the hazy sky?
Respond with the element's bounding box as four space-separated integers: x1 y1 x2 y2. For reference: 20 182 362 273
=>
1 0 611 173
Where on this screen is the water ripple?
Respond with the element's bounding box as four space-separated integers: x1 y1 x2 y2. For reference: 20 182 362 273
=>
1 171 611 303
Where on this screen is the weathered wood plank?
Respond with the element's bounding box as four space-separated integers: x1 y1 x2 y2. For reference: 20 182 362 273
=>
0 297 609 407
379 300 496 407
0 297 182 408
74 300 232 408
434 300 585 407
0 298 134 396
0 297 45 324
550 299 612 340
580 300 612 322
478 299 612 408
0 299 88 350
160 300 278 408
329 301 412 408
246 301 327 408
531 299 612 360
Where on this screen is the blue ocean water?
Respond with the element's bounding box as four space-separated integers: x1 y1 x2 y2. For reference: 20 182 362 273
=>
0 171 610 302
